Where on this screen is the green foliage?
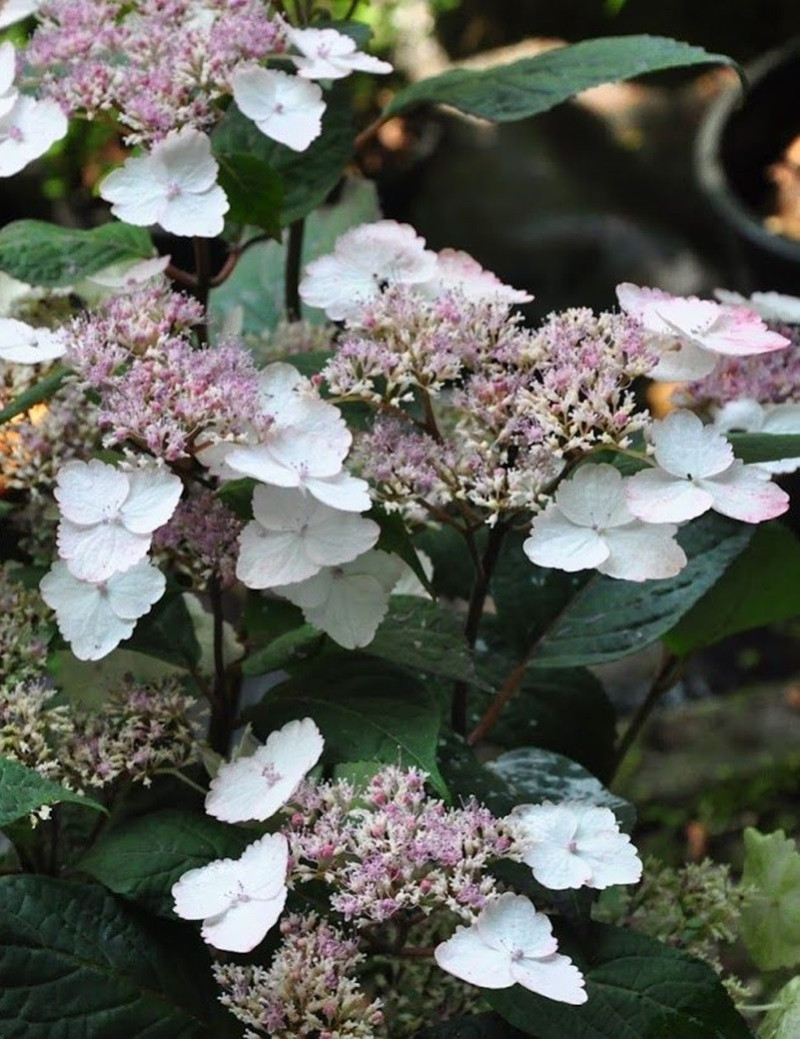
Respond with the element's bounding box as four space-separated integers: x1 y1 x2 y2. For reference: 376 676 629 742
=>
246 655 447 794
416 1012 527 1038
215 152 283 235
728 432 800 465
0 221 153 287
77 809 251 916
759 977 800 1039
0 756 104 828
529 514 752 668
122 591 201 670
386 36 742 122
241 622 324 675
740 827 800 971
0 876 236 1037
488 923 749 1038
665 523 800 655
0 366 68 426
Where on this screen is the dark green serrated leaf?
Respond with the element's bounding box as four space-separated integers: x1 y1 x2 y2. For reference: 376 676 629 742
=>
485 747 634 829
215 151 283 235
529 513 752 669
728 431 800 465
386 35 741 122
246 655 446 794
0 221 152 287
0 366 67 425
0 756 105 828
242 623 324 676
488 923 749 1038
368 596 486 688
77 809 251 916
122 592 201 669
0 876 236 1038
665 522 800 656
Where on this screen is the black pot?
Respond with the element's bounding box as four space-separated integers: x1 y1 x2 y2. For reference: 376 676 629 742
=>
696 42 800 294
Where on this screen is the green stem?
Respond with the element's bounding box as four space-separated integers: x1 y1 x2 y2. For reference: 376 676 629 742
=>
285 218 305 322
609 651 684 781
193 237 212 345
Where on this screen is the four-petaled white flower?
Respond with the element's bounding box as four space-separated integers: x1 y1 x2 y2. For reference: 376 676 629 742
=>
434 893 587 1004
523 463 687 582
0 317 65 363
0 93 68 179
507 802 642 890
286 26 393 80
275 549 404 649
39 558 166 661
55 459 183 582
99 128 229 237
231 66 324 152
626 410 789 524
616 283 789 381
713 398 800 475
206 717 324 823
172 833 288 952
299 220 438 321
236 485 379 589
421 248 533 305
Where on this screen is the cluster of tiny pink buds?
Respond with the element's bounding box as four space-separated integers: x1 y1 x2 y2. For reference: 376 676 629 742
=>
152 489 243 589
25 0 285 144
688 323 800 406
284 765 512 926
213 913 384 1039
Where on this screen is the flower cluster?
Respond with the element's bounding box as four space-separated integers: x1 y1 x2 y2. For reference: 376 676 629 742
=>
213 914 385 1039
0 563 52 686
152 489 243 590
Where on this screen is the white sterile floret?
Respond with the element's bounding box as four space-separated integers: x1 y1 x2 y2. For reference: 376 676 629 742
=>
626 409 789 524
421 248 533 305
286 26 393 80
523 463 686 582
172 833 288 952
434 893 587 1004
221 362 369 511
299 220 438 322
715 288 800 325
39 558 166 661
231 66 324 152
274 549 404 649
0 317 66 362
0 40 18 119
713 398 800 474
236 485 379 589
99 128 229 237
0 0 40 29
617 283 789 381
507 802 642 890
0 94 68 178
55 459 183 582
205 717 324 823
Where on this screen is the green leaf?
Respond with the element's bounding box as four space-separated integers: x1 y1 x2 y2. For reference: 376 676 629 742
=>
241 623 324 676
77 809 251 916
0 755 105 828
215 151 283 235
740 827 800 971
367 596 487 688
665 523 800 656
0 366 67 425
242 591 304 648
760 977 800 1040
416 1012 527 1038
728 431 800 465
374 507 436 598
122 591 201 669
386 35 741 122
0 221 153 287
246 655 446 794
530 513 752 669
0 876 236 1037
488 923 749 1038
485 747 634 829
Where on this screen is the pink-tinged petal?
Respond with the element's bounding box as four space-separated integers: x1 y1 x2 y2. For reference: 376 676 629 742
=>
477 894 557 960
120 467 183 534
625 468 713 524
201 888 286 952
254 721 324 810
434 926 515 989
615 282 672 318
523 508 610 573
172 859 242 920
511 952 588 1005
703 463 790 523
57 518 151 582
55 459 130 526
424 248 533 305
105 560 166 619
555 464 632 529
650 410 734 479
702 309 789 357
601 522 686 581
